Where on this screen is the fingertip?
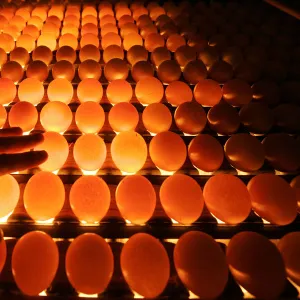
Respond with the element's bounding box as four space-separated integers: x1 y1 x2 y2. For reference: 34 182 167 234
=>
36 150 48 161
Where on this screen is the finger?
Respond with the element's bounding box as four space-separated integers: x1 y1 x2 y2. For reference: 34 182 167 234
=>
0 127 23 137
0 151 48 175
0 133 44 154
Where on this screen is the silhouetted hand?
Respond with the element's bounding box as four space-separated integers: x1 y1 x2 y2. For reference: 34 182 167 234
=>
0 127 48 175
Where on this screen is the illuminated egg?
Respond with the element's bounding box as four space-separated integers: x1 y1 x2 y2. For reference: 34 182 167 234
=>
0 174 19 218
136 15 152 28
41 22 60 39
47 9 64 22
31 8 47 22
78 60 102 80
15 8 30 22
135 77 164 105
64 15 80 27
142 103 172 134
3 24 21 41
101 32 121 50
133 8 149 21
120 23 139 38
227 232 286 299
150 131 186 172
82 15 98 26
165 81 192 106
46 15 61 28
0 33 15 53
100 23 118 36
108 102 139 132
52 60 75 82
144 33 164 52
123 33 143 51
24 172 65 221
81 23 98 37
175 102 207 134
79 44 100 62
127 45 148 65
235 61 262 83
121 233 169 298
0 15 8 31
32 46 52 65
47 78 74 104
252 80 280 105
9 15 26 32
1 60 23 83
99 14 116 27
140 24 158 40
58 34 78 51
40 101 72 133
273 104 300 132
116 7 131 21
0 48 7 67
37 33 57 51
166 34 186 53
160 23 178 39
8 101 38 132
222 79 252 106
104 58 128 81
208 101 240 135
10 47 29 67
16 34 35 53
118 15 134 27
111 131 147 173
174 45 196 68
0 78 16 104
198 47 219 69
107 80 132 104
75 102 105 134
103 45 124 63
12 231 59 296
66 234 113 295
77 79 103 103
151 47 171 67
56 46 76 64
131 61 154 82
80 33 99 48
27 16 43 30
73 134 106 171
0 104 6 128
262 133 300 173
182 60 207 84
239 103 274 134
157 60 181 83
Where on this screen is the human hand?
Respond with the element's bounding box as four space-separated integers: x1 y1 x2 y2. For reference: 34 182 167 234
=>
0 127 48 175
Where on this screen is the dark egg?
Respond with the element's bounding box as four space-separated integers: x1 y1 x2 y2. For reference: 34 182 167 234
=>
157 59 181 83
222 79 252 106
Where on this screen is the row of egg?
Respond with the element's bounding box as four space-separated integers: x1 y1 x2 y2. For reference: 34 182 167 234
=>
1 171 300 225
1 230 300 299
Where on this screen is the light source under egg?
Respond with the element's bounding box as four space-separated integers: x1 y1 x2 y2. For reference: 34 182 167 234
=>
37 33 57 52
47 78 74 104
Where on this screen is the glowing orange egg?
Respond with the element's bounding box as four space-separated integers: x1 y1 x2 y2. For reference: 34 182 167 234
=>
174 45 197 68
104 58 128 81
135 77 164 105
79 44 100 62
121 233 170 298
111 131 147 173
73 134 106 171
0 33 15 53
10 47 29 67
37 33 57 51
26 60 48 82
0 174 19 218
116 175 156 224
46 15 61 28
133 8 149 21
123 33 143 51
227 232 286 299
27 16 43 30
140 24 158 39
107 79 132 104
24 172 65 221
16 34 35 53
0 48 7 68
58 33 78 50
174 231 228 298
248 174 297 225
56 46 76 63
3 24 20 41
12 231 59 296
131 61 154 82
100 23 118 37
99 14 116 26
8 101 38 132
0 15 8 31
32 45 52 65
166 34 186 52
116 7 131 20
48 9 63 22
70 177 110 223
103 45 124 63
64 15 80 27
40 101 72 133
82 15 98 26
165 81 192 106
136 15 152 28
82 7 97 18
0 104 6 128
0 78 16 104
75 102 105 134
144 33 164 52
47 78 74 104
78 59 102 80
15 8 30 22
101 32 121 49
157 59 181 83
108 102 139 132
80 33 99 48
81 23 98 36
118 14 134 27
127 45 148 65
204 174 251 224
65 233 113 294
41 22 59 39
151 47 171 67
9 15 26 32
52 60 75 82
31 8 47 22
120 23 138 38
1 61 23 83
77 79 103 103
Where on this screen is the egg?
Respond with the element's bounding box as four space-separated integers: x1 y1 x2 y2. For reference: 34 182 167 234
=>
27 16 43 30
16 34 35 53
35 132 69 172
198 47 219 69
99 14 115 26
73 134 106 171
193 79 222 107
0 33 15 53
116 175 156 224
144 33 164 52
12 231 59 296
1 61 24 83
149 131 186 172
70 176 110 223
118 14 134 27
120 23 139 38
263 133 300 172
221 46 243 69
64 15 80 27
273 104 300 132
182 60 207 84
106 80 132 104
174 102 207 134
157 59 181 83
0 48 7 68
103 45 124 63
79 44 100 62
32 46 52 65
47 78 74 104
137 14 152 28
208 60 233 83
37 33 57 51
78 60 102 81
52 60 75 82
101 32 121 49
174 45 196 68
26 60 49 82
165 81 192 106
24 172 65 221
55 46 76 64
123 33 143 51
66 233 113 294
174 231 228 298
80 33 99 48
111 131 147 173
207 100 240 134
126 45 148 65
133 62 154 83
222 79 252 106
135 77 164 105
101 23 118 36
104 58 128 82
45 16 61 28
81 23 98 36
121 233 170 298
40 101 72 133
3 25 20 42
166 33 185 52
290 175 300 207
18 78 44 105
0 229 6 273
203 174 251 224
108 102 139 132
41 22 59 39
77 78 103 103
188 134 224 172
0 78 16 105
227 232 286 299
151 47 171 67
278 232 300 285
